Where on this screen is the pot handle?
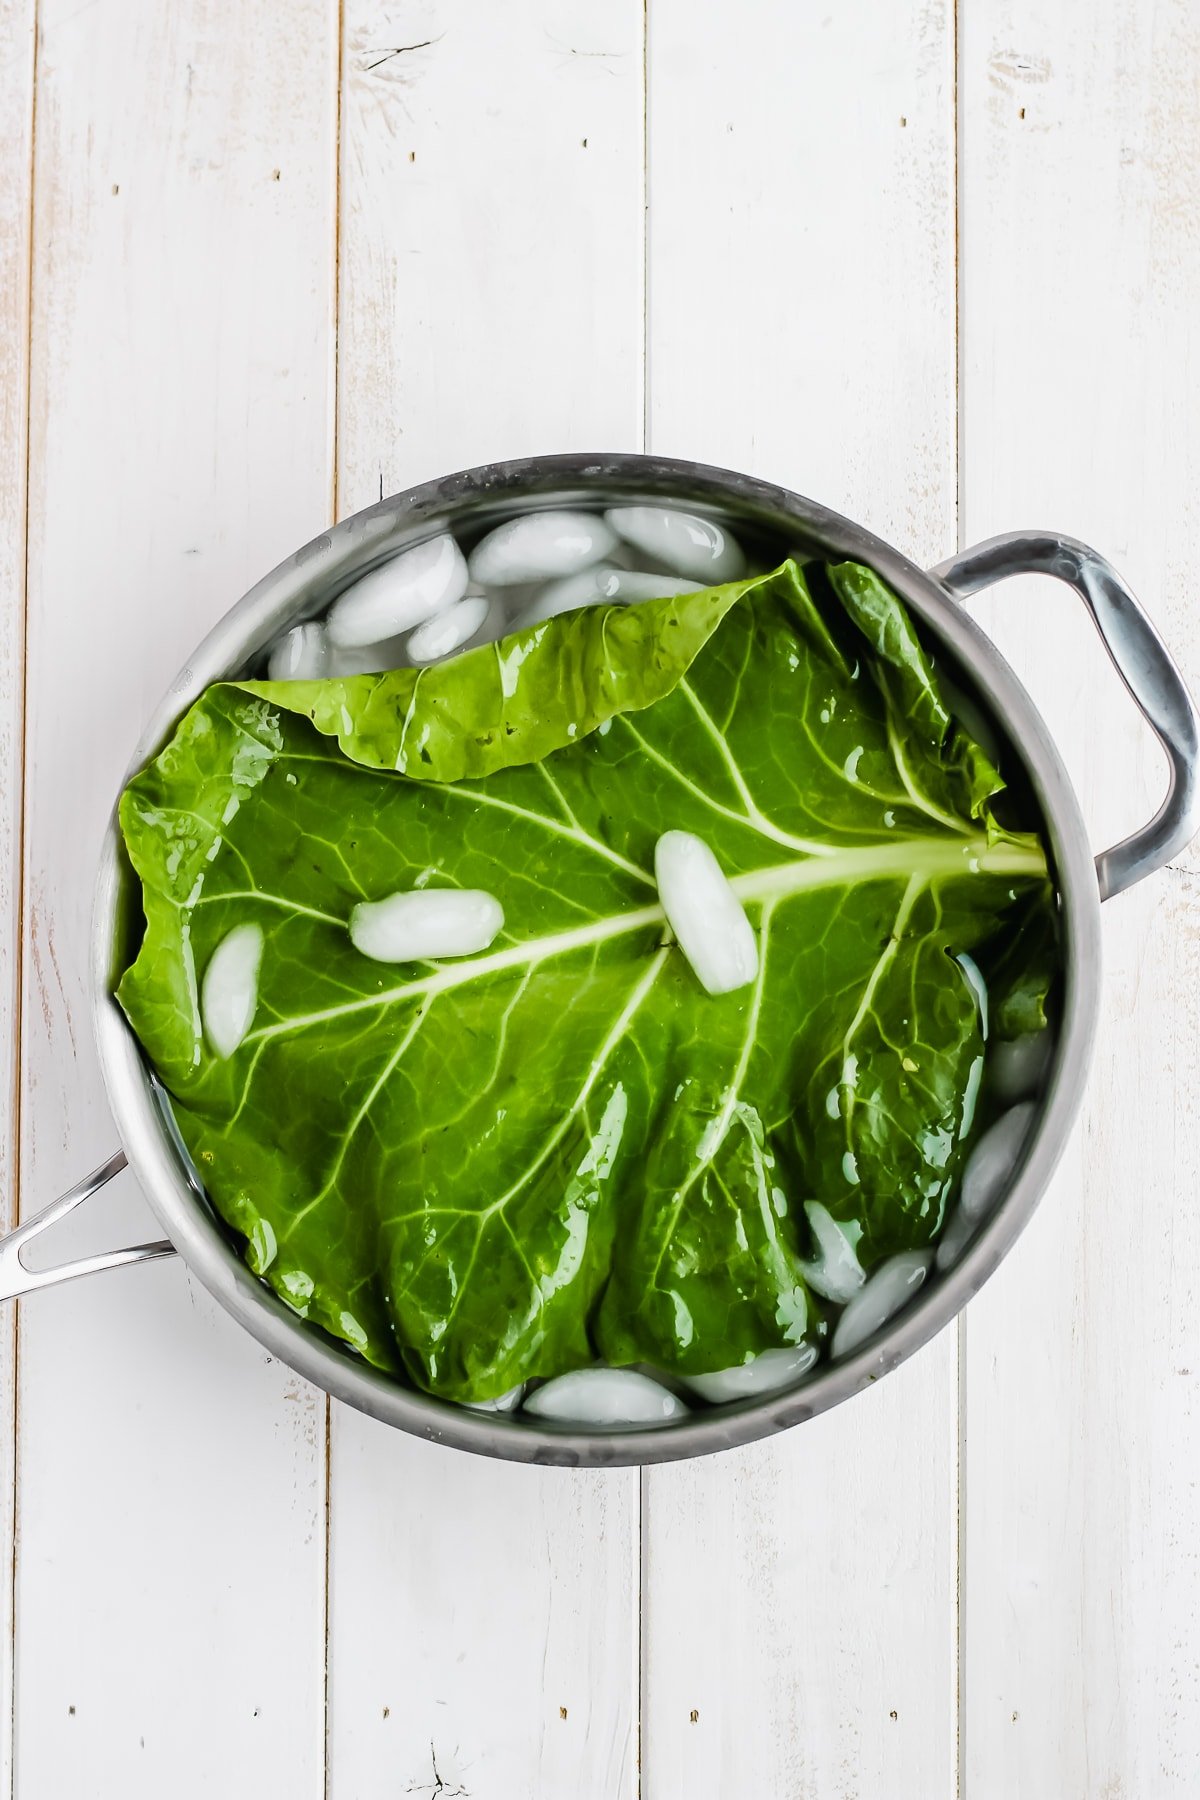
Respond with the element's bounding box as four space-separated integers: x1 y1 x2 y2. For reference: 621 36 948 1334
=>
932 532 1200 900
0 1151 175 1302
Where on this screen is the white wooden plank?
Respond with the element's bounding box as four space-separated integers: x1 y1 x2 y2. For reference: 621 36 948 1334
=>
959 8 1200 1795
327 6 644 1796
0 4 35 1793
640 5 961 1796
16 3 337 1794
335 0 646 509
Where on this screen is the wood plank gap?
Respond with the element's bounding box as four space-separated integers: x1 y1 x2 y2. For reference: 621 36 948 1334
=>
637 1470 648 1799
322 1394 333 1800
637 11 649 1794
7 5 40 1793
952 0 965 558
640 0 650 458
956 1313 968 1800
331 0 346 522
952 13 965 1799
323 6 344 1791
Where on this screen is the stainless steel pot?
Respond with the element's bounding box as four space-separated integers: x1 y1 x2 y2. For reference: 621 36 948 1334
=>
4 455 1197 1468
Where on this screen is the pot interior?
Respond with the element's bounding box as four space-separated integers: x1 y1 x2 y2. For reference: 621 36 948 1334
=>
95 456 1098 1467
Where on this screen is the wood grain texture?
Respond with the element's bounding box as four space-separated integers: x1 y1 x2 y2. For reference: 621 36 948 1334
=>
0 5 35 1792
958 5 1200 1796
643 0 955 554
14 2 337 1793
327 7 644 1797
639 5 961 1796
336 0 646 513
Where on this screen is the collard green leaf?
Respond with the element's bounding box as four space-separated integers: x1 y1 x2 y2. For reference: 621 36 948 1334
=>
239 576 752 782
117 560 1054 1400
977 890 1059 1040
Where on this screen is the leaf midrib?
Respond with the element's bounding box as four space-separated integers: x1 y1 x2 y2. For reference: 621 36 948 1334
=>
245 833 1045 1046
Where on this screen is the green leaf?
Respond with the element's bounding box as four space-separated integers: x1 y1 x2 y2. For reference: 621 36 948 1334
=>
978 889 1059 1039
238 574 754 781
824 559 1007 825
117 560 1053 1401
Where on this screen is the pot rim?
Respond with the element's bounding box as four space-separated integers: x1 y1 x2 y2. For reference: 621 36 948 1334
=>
91 452 1102 1468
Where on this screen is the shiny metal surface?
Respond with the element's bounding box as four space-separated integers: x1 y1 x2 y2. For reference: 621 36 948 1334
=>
10 453 1196 1465
934 532 1200 899
0 1152 173 1302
